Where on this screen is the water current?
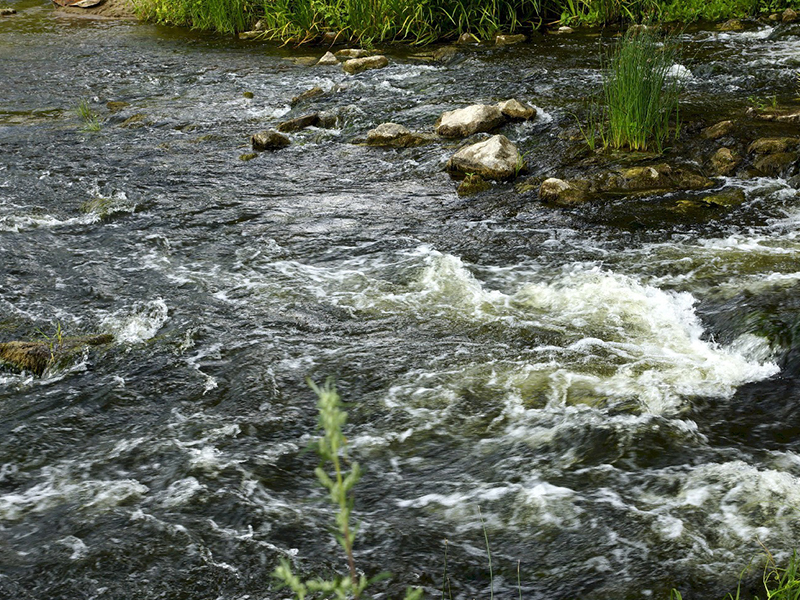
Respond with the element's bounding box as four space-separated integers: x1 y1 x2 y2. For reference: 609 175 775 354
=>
2 3 800 598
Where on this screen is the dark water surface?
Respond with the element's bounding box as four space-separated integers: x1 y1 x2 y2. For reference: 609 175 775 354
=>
3 3 800 598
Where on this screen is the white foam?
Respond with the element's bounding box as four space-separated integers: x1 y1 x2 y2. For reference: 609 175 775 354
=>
101 299 169 343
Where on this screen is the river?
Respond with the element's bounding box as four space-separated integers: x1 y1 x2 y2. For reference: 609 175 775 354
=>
2 3 800 598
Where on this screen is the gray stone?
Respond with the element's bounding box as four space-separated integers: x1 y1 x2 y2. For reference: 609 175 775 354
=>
435 104 507 138
317 51 339 66
366 123 434 148
446 134 523 180
251 130 290 151
497 99 536 121
342 55 389 74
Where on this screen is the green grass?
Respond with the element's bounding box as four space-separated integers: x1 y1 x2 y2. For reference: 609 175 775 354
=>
76 99 102 133
583 27 682 152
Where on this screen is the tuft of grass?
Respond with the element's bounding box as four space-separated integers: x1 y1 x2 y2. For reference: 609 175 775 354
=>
582 28 682 153
76 99 102 133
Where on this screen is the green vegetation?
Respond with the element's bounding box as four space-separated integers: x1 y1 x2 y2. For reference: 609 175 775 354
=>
273 380 422 600
76 99 102 133
582 27 682 152
132 0 800 41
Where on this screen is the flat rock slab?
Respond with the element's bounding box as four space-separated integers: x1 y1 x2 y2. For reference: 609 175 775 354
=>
291 86 324 106
343 56 388 74
436 104 506 138
366 123 435 148
278 114 320 132
447 134 522 180
0 335 113 376
336 48 371 58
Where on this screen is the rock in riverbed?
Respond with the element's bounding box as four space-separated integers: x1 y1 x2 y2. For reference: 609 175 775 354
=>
251 130 290 151
342 55 388 74
447 134 523 180
366 123 435 148
0 335 114 376
278 114 320 132
436 104 506 138
317 52 339 66
497 99 536 121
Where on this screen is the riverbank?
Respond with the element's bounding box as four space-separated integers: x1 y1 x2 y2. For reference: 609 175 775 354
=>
126 0 800 42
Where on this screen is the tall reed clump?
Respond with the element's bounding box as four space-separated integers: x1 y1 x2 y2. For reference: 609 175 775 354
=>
273 379 422 600
599 27 682 152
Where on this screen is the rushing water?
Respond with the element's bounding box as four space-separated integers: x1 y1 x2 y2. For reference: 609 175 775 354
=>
3 3 800 599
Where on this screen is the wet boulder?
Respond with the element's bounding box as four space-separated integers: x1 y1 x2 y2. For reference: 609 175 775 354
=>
278 113 320 132
0 7 17 14
366 123 434 148
748 137 800 176
317 51 339 66
251 130 290 151
446 135 523 180
710 147 742 176
538 178 591 206
342 55 389 74
0 335 114 376
435 104 507 138
497 99 536 121
783 8 798 22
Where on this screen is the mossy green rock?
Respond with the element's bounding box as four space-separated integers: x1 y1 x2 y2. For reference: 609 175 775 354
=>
457 174 492 197
0 335 114 376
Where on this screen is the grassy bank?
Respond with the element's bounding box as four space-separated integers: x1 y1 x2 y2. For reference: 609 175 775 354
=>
132 0 800 42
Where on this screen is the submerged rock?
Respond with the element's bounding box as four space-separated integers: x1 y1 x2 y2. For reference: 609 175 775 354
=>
251 130 290 151
496 34 526 45
497 99 536 121
457 173 492 197
0 7 17 14
0 335 113 376
446 134 523 180
366 123 434 148
242 91 254 99
239 152 258 161
342 55 388 74
702 120 734 140
435 104 506 138
291 86 324 106
317 51 339 66
278 113 320 132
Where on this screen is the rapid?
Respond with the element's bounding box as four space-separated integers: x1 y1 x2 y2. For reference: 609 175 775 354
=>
2 3 800 598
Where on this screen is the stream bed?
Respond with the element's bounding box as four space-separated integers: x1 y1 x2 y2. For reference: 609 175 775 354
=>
2 2 800 598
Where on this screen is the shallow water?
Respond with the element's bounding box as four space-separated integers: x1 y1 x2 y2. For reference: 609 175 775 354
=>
2 3 800 599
